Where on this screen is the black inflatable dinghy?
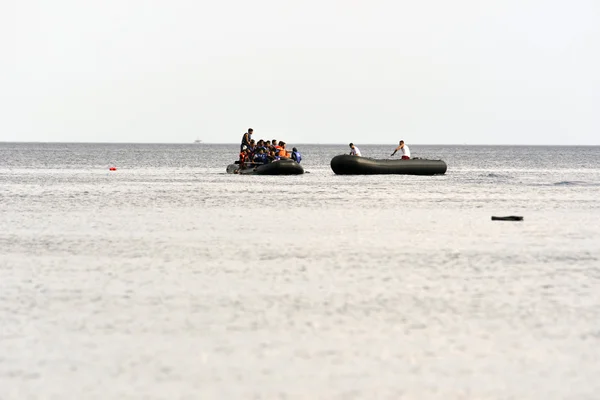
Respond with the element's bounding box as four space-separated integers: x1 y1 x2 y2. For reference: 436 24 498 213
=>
226 158 304 175
330 155 447 175
491 216 524 221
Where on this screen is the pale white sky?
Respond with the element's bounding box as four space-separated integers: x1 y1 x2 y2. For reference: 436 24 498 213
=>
2 0 599 144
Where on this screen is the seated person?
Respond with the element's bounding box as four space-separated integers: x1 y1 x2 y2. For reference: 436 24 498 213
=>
278 141 289 158
291 147 302 163
238 146 250 169
247 139 256 156
349 143 361 157
256 139 266 153
268 149 280 162
390 140 411 159
253 148 268 164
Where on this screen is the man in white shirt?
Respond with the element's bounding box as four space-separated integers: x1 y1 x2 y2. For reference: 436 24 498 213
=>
349 143 362 157
390 140 411 159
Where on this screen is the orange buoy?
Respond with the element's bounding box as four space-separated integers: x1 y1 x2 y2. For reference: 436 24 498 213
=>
109 167 117 171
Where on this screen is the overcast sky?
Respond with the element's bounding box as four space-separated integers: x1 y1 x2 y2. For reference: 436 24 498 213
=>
2 0 599 144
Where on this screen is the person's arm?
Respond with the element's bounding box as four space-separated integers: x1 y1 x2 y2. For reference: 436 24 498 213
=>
390 145 401 156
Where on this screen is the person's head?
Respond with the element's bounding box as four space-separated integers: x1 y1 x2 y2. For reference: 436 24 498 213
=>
349 143 354 148
292 147 298 152
280 142 286 148
250 139 255 145
265 140 270 146
399 140 404 145
272 139 277 145
248 128 253 134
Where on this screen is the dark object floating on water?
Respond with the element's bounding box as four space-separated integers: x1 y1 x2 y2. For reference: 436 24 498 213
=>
491 216 524 221
226 159 304 175
330 155 447 175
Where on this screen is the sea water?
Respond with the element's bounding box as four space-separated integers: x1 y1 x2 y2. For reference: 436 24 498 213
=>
1 143 600 399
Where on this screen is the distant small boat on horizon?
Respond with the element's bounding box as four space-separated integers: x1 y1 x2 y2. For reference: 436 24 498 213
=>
194 139 203 144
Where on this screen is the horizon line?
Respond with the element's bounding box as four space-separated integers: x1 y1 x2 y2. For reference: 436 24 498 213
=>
1 141 599 147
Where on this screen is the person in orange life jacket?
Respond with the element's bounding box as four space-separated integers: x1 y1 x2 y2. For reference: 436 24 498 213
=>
390 140 411 159
291 147 302 163
239 145 248 161
238 145 251 169
278 141 289 158
241 128 253 151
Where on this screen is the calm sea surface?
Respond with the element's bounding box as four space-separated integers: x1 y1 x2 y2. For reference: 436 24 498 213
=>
1 143 600 399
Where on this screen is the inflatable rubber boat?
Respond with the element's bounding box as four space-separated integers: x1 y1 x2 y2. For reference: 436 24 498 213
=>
226 158 304 175
330 155 447 175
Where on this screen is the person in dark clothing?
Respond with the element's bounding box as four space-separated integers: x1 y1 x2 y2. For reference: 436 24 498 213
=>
241 128 253 150
268 149 280 162
291 147 302 163
253 148 268 164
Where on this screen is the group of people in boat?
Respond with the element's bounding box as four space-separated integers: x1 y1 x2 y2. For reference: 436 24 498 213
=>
348 140 411 159
239 128 412 166
239 128 302 167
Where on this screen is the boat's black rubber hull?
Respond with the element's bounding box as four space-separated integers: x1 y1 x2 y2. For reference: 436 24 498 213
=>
227 159 304 175
255 160 304 175
331 155 447 175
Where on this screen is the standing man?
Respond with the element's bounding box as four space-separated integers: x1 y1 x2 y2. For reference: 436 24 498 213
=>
241 128 253 151
391 140 410 159
349 143 361 157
